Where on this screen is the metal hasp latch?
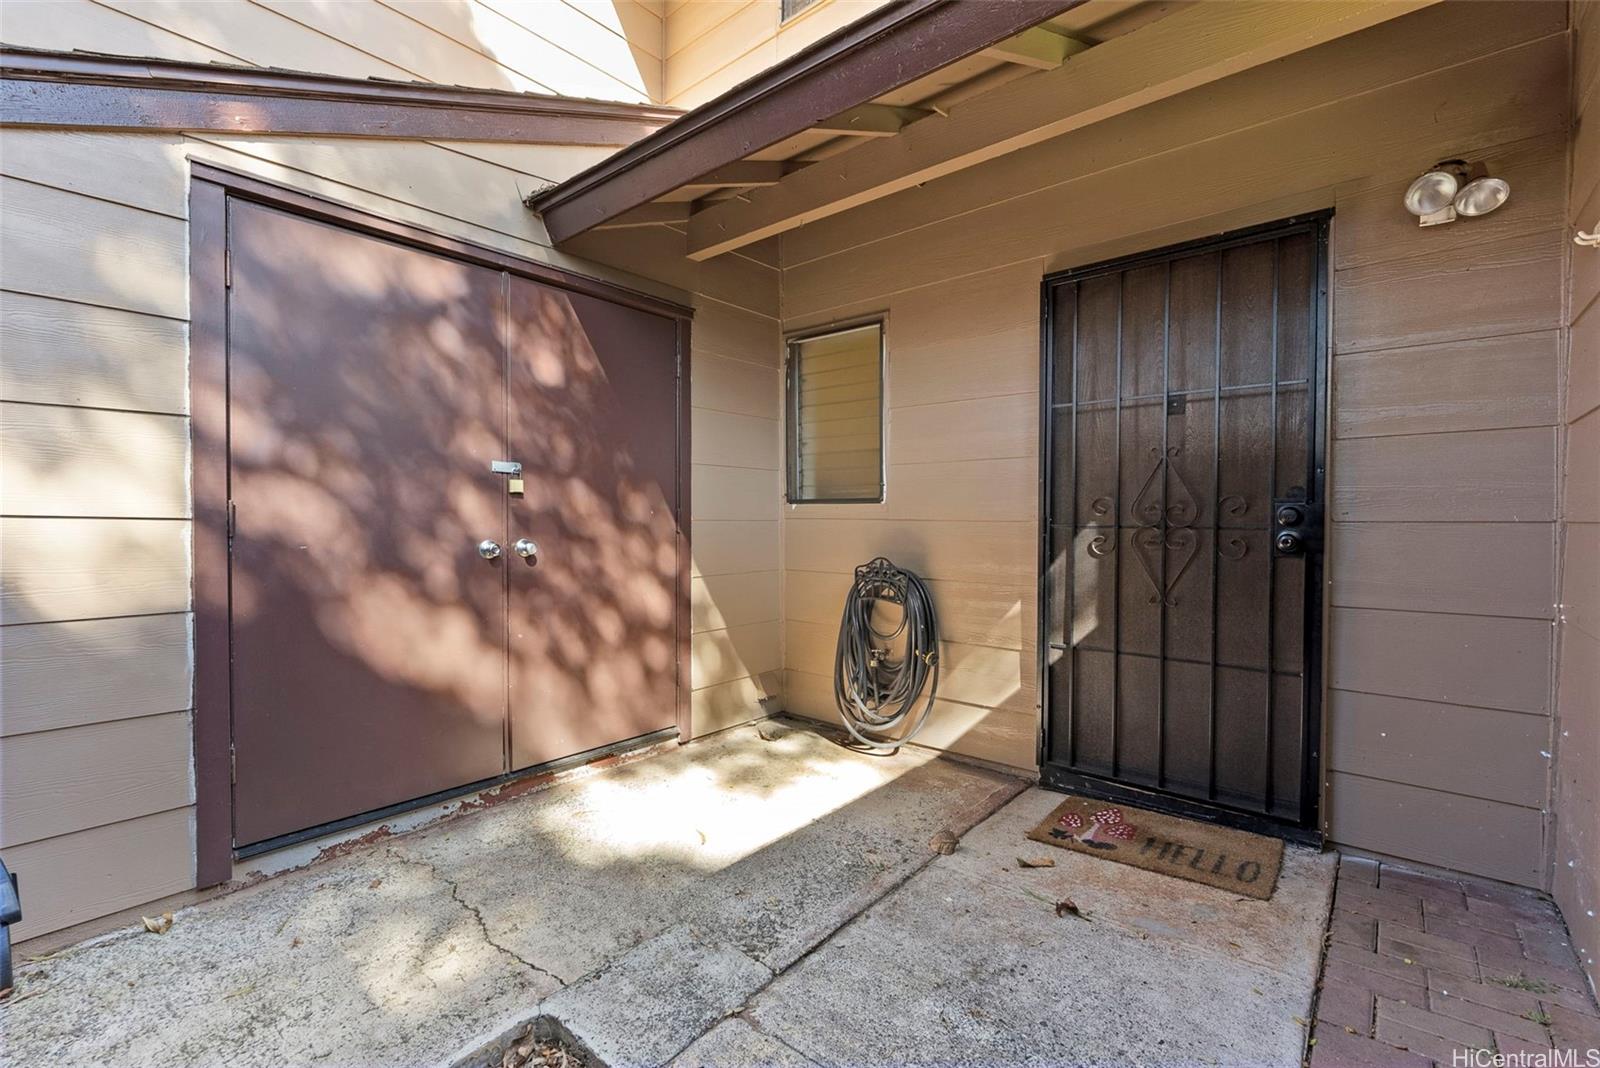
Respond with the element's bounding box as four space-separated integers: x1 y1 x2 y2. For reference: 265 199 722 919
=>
1 855 19 991
491 460 525 496
1273 492 1322 557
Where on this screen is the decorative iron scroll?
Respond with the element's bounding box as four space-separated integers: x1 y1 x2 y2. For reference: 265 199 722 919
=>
1083 444 1251 606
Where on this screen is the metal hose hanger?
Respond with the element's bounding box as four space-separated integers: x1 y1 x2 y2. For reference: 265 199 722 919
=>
833 557 940 751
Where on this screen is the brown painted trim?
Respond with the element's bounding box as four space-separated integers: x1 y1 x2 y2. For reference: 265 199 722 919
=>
191 162 692 320
527 0 1087 242
1 46 678 145
189 176 232 888
675 316 694 743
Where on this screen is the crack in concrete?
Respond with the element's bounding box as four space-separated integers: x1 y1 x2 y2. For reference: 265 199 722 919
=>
384 846 568 988
654 773 1029 1065
733 1011 826 1066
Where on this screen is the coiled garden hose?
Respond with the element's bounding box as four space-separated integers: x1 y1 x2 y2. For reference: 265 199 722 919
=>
833 557 940 751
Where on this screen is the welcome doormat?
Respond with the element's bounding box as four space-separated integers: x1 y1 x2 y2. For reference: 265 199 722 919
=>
1026 795 1284 900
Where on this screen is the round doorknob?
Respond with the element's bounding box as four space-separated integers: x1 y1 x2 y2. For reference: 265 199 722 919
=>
513 538 539 561
1275 530 1304 555
477 539 502 560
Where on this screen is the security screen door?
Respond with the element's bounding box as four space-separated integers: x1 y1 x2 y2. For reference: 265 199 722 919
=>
1040 215 1328 836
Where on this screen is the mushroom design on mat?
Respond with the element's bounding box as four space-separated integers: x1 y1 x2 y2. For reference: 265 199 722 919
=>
1053 807 1138 850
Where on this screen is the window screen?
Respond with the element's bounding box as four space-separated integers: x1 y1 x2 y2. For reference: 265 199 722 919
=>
781 0 822 22
786 322 884 503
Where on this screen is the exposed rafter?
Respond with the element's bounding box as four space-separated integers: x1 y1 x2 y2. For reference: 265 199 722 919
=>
678 161 791 191
685 0 1439 261
813 103 932 137
981 26 1091 70
592 202 693 230
527 0 1090 243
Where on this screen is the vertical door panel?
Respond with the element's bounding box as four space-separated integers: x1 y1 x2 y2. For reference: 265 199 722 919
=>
228 201 509 846
1044 218 1326 829
504 277 679 768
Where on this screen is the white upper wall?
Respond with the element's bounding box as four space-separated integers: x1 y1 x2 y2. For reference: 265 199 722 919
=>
664 0 890 107
0 0 668 103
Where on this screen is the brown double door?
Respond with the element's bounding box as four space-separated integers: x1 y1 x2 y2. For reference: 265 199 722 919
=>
1041 216 1328 835
225 200 681 848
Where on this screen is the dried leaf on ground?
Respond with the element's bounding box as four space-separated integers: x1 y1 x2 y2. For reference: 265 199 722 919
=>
1016 856 1056 869
368 878 382 890
141 912 174 935
929 830 959 855
1054 898 1089 921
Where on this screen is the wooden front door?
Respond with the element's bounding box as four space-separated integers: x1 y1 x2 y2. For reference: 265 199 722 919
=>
1039 215 1329 836
221 196 683 851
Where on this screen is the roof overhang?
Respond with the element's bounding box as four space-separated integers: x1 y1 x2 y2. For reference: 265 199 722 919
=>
531 0 1441 260
0 47 680 145
525 0 1088 243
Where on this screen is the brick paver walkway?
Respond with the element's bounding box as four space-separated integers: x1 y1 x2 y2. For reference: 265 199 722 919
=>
1310 856 1600 1066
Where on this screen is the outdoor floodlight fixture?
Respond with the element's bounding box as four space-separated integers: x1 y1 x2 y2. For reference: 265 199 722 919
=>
1403 159 1510 227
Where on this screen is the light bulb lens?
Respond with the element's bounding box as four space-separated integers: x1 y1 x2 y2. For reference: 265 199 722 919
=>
1454 177 1510 216
1404 170 1460 216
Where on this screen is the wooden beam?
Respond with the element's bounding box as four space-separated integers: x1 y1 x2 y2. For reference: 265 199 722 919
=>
678 161 789 191
981 27 1091 70
529 0 1090 242
0 47 678 146
592 202 693 229
812 104 931 137
686 0 1438 260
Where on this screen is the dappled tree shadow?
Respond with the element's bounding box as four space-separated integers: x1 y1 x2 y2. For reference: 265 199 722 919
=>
210 199 680 845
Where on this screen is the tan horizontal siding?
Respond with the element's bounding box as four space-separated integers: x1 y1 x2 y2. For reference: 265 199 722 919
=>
1330 523 1556 619
1 808 194 943
1326 772 1544 886
1327 691 1549 808
691 520 781 577
1332 428 1557 523
1333 332 1560 439
692 571 781 633
1 614 191 737
1333 230 1566 355
1 712 193 849
0 292 190 414
1330 608 1553 716
1 518 191 626
691 620 781 691
1 403 189 519
0 177 188 319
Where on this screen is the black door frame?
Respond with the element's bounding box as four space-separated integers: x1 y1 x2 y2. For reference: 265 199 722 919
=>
189 162 694 883
1035 212 1331 845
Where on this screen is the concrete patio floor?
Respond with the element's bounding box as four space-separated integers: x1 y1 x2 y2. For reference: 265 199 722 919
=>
0 719 1340 1067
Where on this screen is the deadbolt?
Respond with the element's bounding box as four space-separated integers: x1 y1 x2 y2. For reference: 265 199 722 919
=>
513 538 539 562
1276 504 1304 527
477 539 502 560
1275 530 1304 555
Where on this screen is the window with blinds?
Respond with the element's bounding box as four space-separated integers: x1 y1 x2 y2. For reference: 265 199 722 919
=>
786 321 884 504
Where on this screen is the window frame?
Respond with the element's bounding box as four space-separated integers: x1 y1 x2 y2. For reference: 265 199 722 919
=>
780 0 824 25
784 318 886 505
